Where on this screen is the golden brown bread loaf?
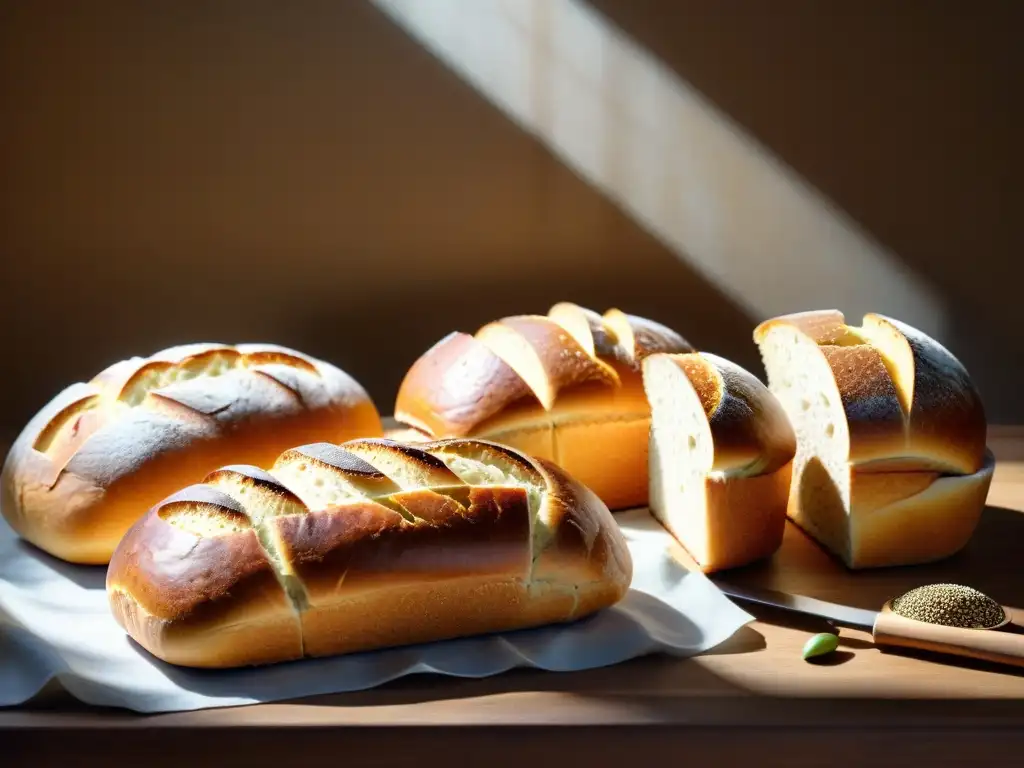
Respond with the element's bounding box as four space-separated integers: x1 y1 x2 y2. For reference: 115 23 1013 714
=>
1 343 382 564
393 302 693 510
642 352 796 573
754 310 993 568
106 437 632 668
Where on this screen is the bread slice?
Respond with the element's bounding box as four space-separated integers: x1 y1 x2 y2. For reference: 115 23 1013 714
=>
603 308 692 368
754 310 993 568
642 352 796 572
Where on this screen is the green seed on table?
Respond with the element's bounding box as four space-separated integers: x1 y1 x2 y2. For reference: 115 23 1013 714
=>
802 632 839 660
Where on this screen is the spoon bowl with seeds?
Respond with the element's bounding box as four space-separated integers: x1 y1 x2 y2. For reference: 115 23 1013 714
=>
883 583 1010 631
870 581 1024 668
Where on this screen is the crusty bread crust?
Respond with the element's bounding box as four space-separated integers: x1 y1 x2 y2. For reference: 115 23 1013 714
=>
1 343 382 564
665 352 796 476
106 437 632 668
754 309 991 568
394 303 693 509
789 450 995 569
753 310 986 474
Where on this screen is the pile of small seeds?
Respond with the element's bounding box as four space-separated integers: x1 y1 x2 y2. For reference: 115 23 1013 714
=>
891 583 1006 629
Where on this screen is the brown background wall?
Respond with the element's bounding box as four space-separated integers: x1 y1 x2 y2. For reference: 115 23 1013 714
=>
0 0 1019 442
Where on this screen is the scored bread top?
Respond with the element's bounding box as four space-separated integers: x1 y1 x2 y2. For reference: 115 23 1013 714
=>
754 310 986 474
1 342 382 564
19 343 375 483
643 352 796 476
107 437 632 635
395 302 693 438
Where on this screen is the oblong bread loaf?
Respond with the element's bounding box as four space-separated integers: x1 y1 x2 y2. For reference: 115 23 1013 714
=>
106 437 632 668
394 303 693 510
1 343 382 564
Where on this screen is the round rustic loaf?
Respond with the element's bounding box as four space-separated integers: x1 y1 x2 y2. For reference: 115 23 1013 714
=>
1 343 382 564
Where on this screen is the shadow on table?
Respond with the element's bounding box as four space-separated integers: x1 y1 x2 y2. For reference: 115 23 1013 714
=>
129 592 766 709
9 540 106 591
721 505 1024 615
709 503 1024 678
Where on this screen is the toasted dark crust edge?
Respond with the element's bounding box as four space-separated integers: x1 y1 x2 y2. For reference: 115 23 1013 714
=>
754 309 986 474
394 331 536 438
662 352 796 476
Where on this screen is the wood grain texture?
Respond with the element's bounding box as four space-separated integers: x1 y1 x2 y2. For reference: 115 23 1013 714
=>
873 606 1024 668
4 426 1024 765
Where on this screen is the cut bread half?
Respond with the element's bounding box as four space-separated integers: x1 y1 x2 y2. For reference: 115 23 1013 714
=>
790 450 995 569
642 352 796 573
754 309 991 568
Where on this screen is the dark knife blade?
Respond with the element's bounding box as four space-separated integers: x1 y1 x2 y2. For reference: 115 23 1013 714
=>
713 580 879 632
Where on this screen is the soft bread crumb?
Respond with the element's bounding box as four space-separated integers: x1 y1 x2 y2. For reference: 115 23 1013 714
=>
644 356 718 566
757 324 853 562
643 352 792 571
160 504 250 537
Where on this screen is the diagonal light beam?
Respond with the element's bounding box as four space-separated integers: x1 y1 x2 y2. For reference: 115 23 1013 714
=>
371 0 944 338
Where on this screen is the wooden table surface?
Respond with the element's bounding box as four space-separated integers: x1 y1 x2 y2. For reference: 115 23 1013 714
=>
5 427 1024 767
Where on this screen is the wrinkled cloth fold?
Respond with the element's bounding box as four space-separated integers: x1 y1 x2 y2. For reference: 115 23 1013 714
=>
0 509 751 713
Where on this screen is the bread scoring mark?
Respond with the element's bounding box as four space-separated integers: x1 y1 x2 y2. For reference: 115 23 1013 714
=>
271 443 432 525
548 302 613 358
35 344 324 461
285 443 385 478
240 350 317 374
198 466 312 630
421 439 550 581
345 438 453 472
32 395 101 453
475 316 620 410
204 465 306 510
116 347 321 408
339 438 466 492
156 486 253 537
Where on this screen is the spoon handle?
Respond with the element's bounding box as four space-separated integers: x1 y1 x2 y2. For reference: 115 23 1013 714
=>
873 609 1024 668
